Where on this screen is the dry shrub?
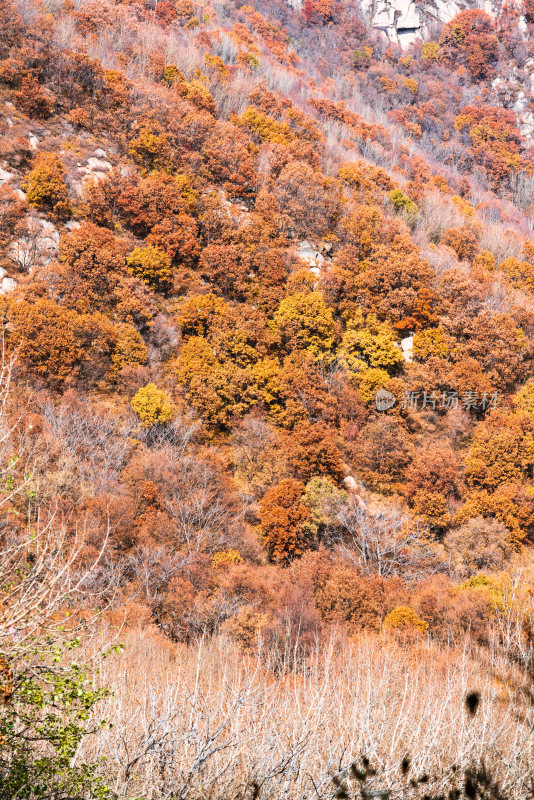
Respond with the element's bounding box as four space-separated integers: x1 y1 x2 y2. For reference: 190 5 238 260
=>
82 628 534 799
416 191 465 243
478 224 523 264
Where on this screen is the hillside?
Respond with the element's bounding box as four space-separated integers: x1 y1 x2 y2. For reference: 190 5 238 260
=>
0 0 534 796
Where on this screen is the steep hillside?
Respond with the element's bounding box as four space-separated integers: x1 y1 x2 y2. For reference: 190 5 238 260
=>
1 0 534 651
1 0 534 795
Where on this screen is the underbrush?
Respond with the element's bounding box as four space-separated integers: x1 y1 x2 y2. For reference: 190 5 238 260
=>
82 628 534 799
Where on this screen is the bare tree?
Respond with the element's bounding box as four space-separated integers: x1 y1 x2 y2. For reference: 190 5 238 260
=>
336 494 446 580
139 410 201 457
0 343 113 654
163 455 243 554
0 347 119 798
125 545 190 606
0 518 110 656
38 396 133 495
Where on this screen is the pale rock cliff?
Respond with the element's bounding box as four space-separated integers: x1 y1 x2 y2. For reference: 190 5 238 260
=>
356 0 507 47
290 0 525 49
358 0 460 46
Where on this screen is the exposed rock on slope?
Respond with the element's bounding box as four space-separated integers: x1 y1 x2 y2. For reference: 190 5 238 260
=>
292 0 526 47
360 0 432 47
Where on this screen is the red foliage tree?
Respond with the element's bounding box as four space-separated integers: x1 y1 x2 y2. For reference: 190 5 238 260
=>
440 10 499 79
15 73 55 118
284 421 345 485
202 122 257 198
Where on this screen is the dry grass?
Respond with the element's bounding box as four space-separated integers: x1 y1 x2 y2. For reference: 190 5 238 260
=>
81 628 534 799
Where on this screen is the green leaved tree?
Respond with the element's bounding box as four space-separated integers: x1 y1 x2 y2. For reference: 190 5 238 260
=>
0 343 115 800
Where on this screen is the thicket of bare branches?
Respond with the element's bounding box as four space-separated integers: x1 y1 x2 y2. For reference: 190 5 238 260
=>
336 495 445 580
80 629 534 800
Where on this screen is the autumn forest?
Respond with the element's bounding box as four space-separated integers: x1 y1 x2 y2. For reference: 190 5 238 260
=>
0 0 534 796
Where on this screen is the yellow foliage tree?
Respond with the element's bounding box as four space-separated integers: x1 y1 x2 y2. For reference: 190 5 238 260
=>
513 378 534 414
131 383 173 427
458 574 506 613
234 106 294 145
174 336 258 430
128 124 172 173
412 327 449 361
212 550 244 567
356 367 391 403
174 78 216 114
111 324 148 373
338 311 403 378
162 64 185 86
500 256 534 293
383 606 428 633
22 153 69 218
472 249 496 272
422 42 440 59
126 246 173 292
272 292 336 357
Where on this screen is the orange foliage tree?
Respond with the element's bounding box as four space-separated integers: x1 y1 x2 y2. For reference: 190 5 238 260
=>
259 479 310 563
202 122 257 198
439 10 499 79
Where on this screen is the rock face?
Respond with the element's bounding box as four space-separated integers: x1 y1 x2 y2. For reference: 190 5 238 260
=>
0 167 14 185
297 240 326 275
365 0 499 47
0 277 18 295
359 0 428 47
290 0 519 48
73 153 113 196
372 0 517 47
400 335 414 362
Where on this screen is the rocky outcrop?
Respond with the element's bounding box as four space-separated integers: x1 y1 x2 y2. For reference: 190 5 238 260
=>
0 276 18 294
359 0 429 47
73 151 113 196
0 167 13 185
290 0 524 48
297 240 326 275
400 335 414 362
374 0 520 46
